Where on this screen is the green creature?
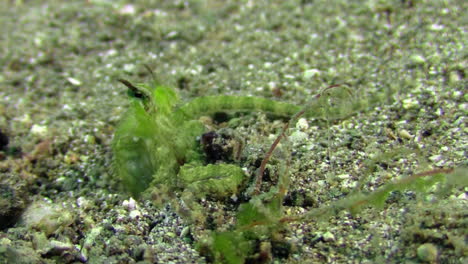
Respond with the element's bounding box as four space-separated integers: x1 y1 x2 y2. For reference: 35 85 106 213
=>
112 79 345 199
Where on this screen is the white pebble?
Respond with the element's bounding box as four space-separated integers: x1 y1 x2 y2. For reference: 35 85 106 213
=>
296 118 309 130
129 210 141 219
30 124 48 136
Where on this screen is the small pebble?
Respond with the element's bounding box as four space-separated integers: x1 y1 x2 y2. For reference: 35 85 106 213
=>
129 210 141 219
30 124 48 136
429 155 443 162
122 197 137 210
303 69 320 79
290 131 308 145
322 231 335 242
410 54 426 65
402 98 419 109
296 118 309 130
417 243 438 262
398 129 413 139
67 77 81 86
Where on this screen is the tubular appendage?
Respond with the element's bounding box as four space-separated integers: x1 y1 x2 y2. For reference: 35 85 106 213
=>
176 96 303 120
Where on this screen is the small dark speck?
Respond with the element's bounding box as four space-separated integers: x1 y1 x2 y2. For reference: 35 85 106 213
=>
0 129 9 150
177 76 190 90
421 129 433 137
212 112 230 123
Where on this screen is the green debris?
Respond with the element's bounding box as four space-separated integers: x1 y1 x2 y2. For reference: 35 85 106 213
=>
20 200 74 236
178 164 246 200
209 231 252 264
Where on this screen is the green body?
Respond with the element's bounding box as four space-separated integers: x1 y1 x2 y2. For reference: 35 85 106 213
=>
112 82 307 198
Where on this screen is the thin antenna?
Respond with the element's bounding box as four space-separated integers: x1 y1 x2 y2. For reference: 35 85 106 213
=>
254 84 348 194
143 64 157 84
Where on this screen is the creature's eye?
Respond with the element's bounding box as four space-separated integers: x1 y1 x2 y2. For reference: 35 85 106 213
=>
118 79 150 101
